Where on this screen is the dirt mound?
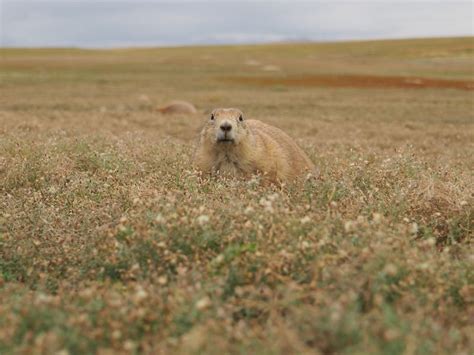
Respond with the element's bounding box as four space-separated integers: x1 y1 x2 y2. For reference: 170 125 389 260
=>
157 100 197 114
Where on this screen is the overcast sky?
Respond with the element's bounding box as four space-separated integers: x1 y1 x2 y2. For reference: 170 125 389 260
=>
1 1 473 48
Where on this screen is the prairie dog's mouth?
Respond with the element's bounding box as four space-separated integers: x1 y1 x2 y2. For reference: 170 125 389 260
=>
216 130 235 143
217 137 235 143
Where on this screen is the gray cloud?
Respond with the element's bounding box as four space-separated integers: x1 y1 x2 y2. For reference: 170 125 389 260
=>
1 1 473 47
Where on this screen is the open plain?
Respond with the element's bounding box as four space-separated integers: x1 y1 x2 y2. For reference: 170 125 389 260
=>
0 37 473 354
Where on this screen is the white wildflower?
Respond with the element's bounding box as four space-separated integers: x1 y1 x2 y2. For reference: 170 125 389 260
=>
196 215 210 225
300 216 311 224
196 296 211 310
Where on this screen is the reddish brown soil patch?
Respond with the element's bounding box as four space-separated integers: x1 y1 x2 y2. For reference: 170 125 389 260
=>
229 74 474 91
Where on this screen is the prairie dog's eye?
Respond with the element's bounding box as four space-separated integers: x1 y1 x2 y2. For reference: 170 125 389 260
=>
238 114 243 122
210 113 215 121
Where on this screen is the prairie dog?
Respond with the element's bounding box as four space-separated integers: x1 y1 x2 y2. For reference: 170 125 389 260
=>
194 108 315 182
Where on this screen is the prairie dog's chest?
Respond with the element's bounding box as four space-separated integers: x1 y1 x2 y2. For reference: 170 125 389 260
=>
213 150 249 176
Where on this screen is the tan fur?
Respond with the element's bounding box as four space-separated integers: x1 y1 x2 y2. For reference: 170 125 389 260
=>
194 108 315 182
158 100 197 114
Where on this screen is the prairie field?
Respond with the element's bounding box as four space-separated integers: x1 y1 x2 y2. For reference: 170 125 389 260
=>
0 37 473 354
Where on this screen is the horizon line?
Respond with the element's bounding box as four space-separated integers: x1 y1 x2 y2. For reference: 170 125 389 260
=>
1 35 472 51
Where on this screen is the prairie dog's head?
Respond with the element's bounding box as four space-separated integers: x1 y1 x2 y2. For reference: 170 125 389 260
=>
201 108 249 145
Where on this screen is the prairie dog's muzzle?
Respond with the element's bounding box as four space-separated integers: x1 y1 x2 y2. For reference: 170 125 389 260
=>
216 120 235 142
220 122 232 132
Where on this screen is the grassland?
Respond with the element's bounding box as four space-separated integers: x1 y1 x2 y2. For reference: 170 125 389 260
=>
0 37 473 354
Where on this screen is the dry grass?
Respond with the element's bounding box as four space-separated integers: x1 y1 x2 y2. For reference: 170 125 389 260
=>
0 37 473 354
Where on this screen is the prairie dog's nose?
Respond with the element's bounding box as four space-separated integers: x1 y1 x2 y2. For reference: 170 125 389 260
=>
220 122 232 132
